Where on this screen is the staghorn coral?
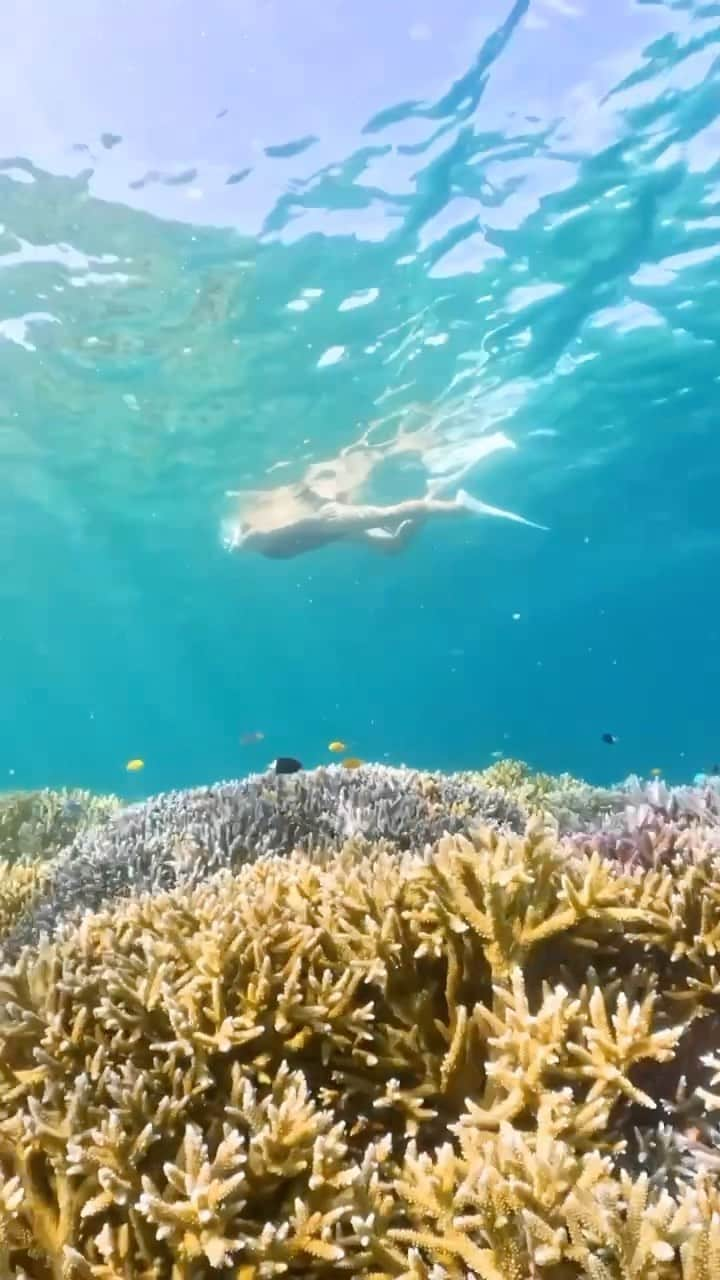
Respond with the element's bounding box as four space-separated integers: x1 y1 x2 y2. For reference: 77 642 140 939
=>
0 787 121 866
584 776 720 849
477 763 720 843
0 858 52 943
15 764 720 959
474 757 564 803
621 776 720 824
2 764 523 957
473 758 625 834
3 820 720 1276
573 793 720 875
475 757 588 810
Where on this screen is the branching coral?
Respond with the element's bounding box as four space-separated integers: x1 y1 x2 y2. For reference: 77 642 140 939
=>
2 765 524 957
473 758 623 833
2 818 720 1277
475 762 720 849
0 858 52 943
475 758 587 810
0 788 121 865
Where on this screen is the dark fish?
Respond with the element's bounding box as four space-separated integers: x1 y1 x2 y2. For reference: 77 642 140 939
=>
274 756 303 775
601 733 618 745
711 763 720 775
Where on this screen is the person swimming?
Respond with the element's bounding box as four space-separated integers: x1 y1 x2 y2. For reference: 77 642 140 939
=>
224 487 546 559
223 415 546 559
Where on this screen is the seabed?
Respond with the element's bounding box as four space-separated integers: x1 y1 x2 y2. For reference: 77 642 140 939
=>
1 760 720 1278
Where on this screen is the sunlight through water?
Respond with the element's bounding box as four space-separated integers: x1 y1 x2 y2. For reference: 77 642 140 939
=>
2 0 720 789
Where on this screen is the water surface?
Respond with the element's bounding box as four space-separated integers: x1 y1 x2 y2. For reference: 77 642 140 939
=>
2 0 719 792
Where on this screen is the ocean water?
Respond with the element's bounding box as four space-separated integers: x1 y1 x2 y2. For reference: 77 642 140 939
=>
2 0 720 798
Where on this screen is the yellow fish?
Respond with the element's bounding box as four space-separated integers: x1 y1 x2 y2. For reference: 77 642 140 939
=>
328 740 347 753
126 758 145 773
341 757 364 770
650 768 662 777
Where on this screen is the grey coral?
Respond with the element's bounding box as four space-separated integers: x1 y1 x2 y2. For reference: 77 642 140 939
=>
2 764 523 956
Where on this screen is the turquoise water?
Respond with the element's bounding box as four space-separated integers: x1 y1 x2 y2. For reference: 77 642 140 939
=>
2 0 720 796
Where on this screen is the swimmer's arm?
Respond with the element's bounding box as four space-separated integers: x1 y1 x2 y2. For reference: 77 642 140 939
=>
362 519 419 554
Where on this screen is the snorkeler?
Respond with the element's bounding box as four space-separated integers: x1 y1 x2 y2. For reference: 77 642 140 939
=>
223 412 546 560
224 489 545 559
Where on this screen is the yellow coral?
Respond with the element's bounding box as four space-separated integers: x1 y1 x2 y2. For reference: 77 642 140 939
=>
0 825 718 1277
473 758 586 810
0 858 51 942
0 787 120 865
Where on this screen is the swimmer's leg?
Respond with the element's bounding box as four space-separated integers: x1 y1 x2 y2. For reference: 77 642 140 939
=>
319 492 547 536
320 496 459 530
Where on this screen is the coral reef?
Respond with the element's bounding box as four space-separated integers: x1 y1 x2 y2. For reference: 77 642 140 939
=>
0 787 120 946
0 787 121 865
2 764 720 1276
475 756 589 809
476 760 720 863
0 858 51 942
570 776 720 870
3 765 523 956
474 758 619 831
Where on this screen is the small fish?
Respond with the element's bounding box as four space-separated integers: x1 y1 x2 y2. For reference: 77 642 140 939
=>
601 733 618 746
328 740 347 753
650 768 662 777
126 758 145 772
341 757 364 770
240 731 265 746
490 750 504 760
62 799 83 818
274 756 303 775
711 763 720 776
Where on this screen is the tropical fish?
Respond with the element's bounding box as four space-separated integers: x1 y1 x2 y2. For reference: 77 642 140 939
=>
240 731 265 745
328 740 347 753
341 757 364 770
601 733 618 746
126 758 145 772
650 768 662 777
490 750 504 760
274 756 303 775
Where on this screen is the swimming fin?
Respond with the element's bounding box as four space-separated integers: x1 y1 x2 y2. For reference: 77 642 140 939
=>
455 488 548 531
425 430 516 498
